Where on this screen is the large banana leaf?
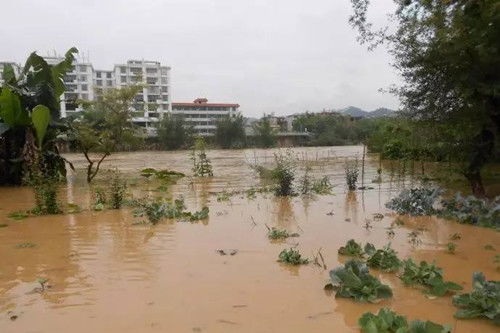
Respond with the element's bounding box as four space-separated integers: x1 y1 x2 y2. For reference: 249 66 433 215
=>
0 88 30 127
32 105 50 147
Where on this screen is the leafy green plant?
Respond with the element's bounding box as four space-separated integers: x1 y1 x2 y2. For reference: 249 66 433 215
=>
109 171 127 209
187 207 209 221
446 242 457 254
92 187 107 211
358 308 451 333
484 244 496 251
399 259 462 296
66 203 82 214
271 150 296 197
440 194 500 229
366 244 402 272
278 248 309 265
344 159 359 190
191 137 213 177
453 272 500 325
216 191 232 202
325 260 392 302
266 225 299 240
338 239 366 257
407 231 422 247
28 168 62 215
15 242 36 248
386 188 443 216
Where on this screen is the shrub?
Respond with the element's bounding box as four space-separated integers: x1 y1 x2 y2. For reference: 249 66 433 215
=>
29 171 61 215
92 187 107 211
266 226 299 240
277 248 309 265
191 137 213 177
325 260 393 302
439 194 500 229
453 272 500 325
338 239 368 257
386 188 443 216
271 151 296 196
109 171 127 209
344 159 359 190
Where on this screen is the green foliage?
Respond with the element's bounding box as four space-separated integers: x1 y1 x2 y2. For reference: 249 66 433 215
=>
266 226 299 240
349 0 500 196
28 168 61 215
299 166 333 195
253 116 277 148
358 308 451 333
109 171 127 209
338 239 367 257
399 259 463 297
156 114 193 150
325 260 393 302
366 244 402 272
132 197 208 224
191 137 213 177
453 272 500 325
15 242 36 248
271 150 296 196
187 207 209 221
344 159 359 190
446 242 457 254
92 187 107 211
216 191 232 202
386 188 443 216
31 105 50 148
215 115 246 148
70 85 144 183
277 248 309 265
439 194 500 229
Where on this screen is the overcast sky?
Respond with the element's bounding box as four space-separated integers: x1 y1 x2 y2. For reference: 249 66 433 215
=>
1 0 399 117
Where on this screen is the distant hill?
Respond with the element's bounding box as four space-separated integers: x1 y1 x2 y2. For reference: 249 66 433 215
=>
339 106 396 118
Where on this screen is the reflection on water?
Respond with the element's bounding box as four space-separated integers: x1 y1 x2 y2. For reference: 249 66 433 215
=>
0 146 499 333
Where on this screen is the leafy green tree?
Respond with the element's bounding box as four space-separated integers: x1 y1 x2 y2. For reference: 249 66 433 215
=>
0 48 78 185
350 0 500 196
253 115 277 148
156 114 193 150
215 114 246 148
70 86 144 183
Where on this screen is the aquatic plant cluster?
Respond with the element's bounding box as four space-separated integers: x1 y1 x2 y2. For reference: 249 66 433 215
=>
332 239 500 328
132 197 209 224
386 187 500 229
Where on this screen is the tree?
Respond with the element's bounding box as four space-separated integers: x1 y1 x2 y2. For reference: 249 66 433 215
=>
253 115 277 148
215 114 246 148
350 0 500 196
156 114 193 150
70 85 143 183
0 48 78 185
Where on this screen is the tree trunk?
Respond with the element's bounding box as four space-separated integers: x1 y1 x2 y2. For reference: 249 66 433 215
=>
464 170 486 198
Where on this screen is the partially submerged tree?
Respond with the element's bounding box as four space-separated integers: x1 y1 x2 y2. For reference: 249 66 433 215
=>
215 114 246 148
70 85 143 183
156 114 193 150
350 0 500 196
0 48 78 185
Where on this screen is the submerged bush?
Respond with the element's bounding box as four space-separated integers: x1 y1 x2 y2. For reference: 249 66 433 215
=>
325 260 393 303
386 188 443 216
191 138 213 177
271 151 297 197
453 272 500 325
399 259 462 296
132 197 208 224
109 171 127 209
440 194 500 228
266 226 299 240
299 166 333 195
344 159 359 191
277 248 309 265
28 173 62 215
92 186 107 211
359 308 451 333
338 239 368 257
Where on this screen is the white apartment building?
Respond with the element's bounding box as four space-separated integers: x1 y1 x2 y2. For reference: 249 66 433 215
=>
172 98 240 136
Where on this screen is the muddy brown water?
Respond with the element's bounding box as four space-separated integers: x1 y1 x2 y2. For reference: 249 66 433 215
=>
0 146 499 333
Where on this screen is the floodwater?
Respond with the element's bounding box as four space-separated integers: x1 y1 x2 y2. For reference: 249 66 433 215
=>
0 146 499 333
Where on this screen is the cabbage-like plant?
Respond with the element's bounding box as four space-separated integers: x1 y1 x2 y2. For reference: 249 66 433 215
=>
366 244 401 272
325 260 393 302
399 259 462 296
440 194 500 229
453 272 500 325
359 308 451 333
386 188 443 216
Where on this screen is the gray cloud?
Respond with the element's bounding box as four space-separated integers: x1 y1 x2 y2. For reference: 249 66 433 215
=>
1 0 400 116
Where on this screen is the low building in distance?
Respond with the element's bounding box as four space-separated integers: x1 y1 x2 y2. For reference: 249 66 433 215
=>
172 98 240 136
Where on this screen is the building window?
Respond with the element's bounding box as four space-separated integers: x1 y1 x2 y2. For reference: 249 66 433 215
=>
161 77 168 84
120 76 127 83
81 93 88 100
107 80 113 86
81 84 88 91
78 65 86 72
106 72 112 78
161 86 168 93
96 80 102 86
146 68 157 74
120 67 127 74
96 72 101 78
79 75 87 81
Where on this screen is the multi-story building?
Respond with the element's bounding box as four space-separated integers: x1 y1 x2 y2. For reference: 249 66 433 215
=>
172 98 240 136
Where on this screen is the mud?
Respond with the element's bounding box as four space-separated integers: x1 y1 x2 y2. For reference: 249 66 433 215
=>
0 146 498 332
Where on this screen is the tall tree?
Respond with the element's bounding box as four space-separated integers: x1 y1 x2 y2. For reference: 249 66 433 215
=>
350 0 500 196
215 114 246 148
253 116 277 148
156 114 193 150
